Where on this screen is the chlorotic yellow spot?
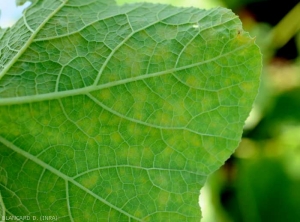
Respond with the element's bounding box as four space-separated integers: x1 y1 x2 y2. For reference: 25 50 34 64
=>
112 98 125 112
117 144 129 163
108 72 120 82
156 190 169 210
108 210 117 219
186 75 197 87
131 62 142 77
105 187 112 196
134 209 144 218
159 112 172 126
65 148 74 159
163 132 177 146
81 173 99 189
118 167 127 176
236 32 250 44
142 147 154 159
48 195 57 204
127 123 136 135
128 147 141 165
132 102 144 120
173 115 188 126
110 132 123 144
83 212 91 221
161 146 173 157
40 116 51 126
135 89 148 102
189 134 202 147
239 81 253 91
99 88 111 100
98 111 110 123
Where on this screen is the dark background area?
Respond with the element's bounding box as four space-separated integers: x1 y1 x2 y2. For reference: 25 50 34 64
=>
208 0 300 221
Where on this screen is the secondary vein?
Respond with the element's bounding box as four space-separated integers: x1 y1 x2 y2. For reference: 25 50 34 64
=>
0 136 142 221
0 0 67 81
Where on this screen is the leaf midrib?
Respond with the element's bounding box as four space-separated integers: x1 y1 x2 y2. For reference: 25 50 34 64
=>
0 41 253 106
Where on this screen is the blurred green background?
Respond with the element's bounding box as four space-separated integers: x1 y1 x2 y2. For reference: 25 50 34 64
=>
1 0 300 221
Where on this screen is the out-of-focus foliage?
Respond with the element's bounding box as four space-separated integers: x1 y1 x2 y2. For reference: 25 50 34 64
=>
202 1 300 222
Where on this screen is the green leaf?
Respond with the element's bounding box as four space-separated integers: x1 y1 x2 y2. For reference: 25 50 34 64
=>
0 0 261 221
0 191 5 220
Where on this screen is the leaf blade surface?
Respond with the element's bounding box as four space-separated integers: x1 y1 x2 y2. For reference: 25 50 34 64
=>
0 1 261 221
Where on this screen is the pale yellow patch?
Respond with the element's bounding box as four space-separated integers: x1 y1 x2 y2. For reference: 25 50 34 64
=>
156 190 169 210
163 101 173 112
134 209 144 218
117 145 129 163
132 102 144 120
128 147 141 165
182 46 195 64
239 81 254 91
162 131 178 146
48 195 57 204
131 62 142 77
108 73 119 82
127 123 136 135
143 147 154 159
110 132 123 144
173 114 188 126
40 116 51 126
65 148 74 159
135 88 148 101
105 187 112 196
162 146 174 156
118 168 128 179
189 133 202 147
99 89 111 100
83 212 91 221
113 99 126 114
98 111 110 123
236 32 251 45
186 75 197 87
81 173 99 189
159 112 172 126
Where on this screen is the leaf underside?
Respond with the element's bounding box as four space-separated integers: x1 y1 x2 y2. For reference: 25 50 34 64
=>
0 0 261 221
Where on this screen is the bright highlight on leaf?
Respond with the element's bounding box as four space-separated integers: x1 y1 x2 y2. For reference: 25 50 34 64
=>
0 0 261 221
